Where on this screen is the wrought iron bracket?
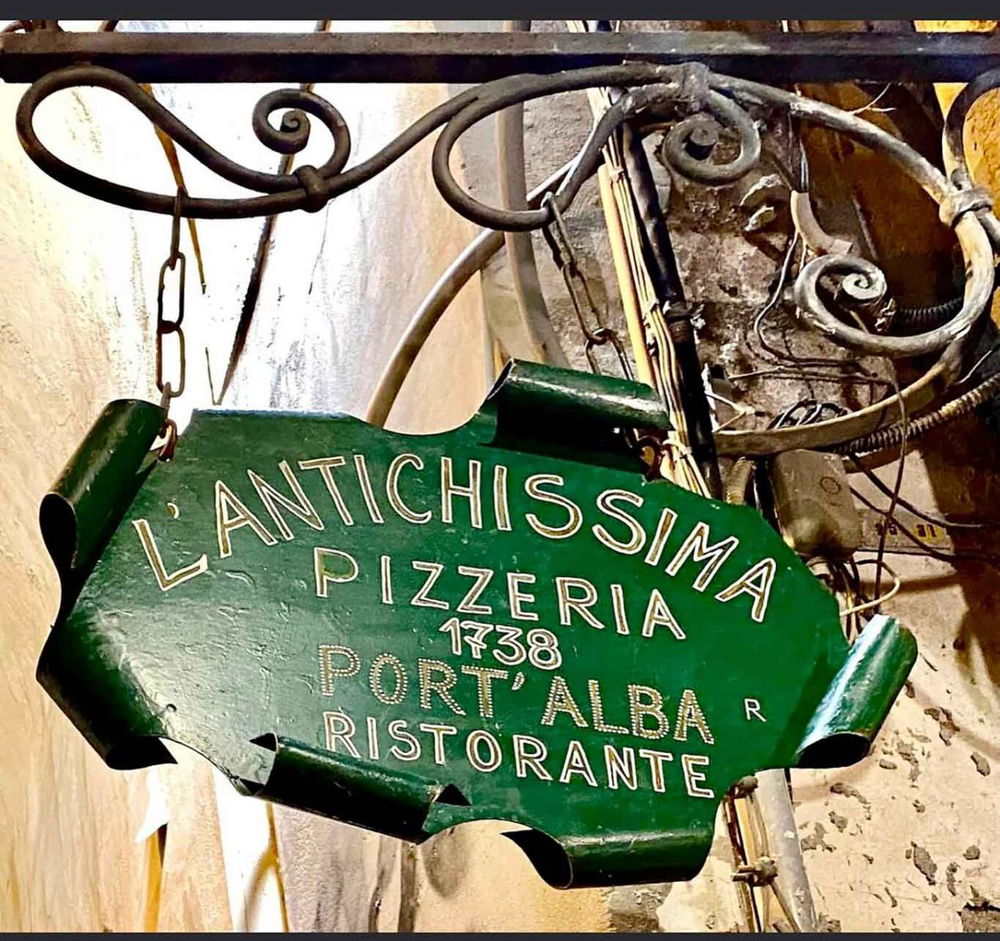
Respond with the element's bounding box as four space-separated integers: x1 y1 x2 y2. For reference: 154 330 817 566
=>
8 37 1000 454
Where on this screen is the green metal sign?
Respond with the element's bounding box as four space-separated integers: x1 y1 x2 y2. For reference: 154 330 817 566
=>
38 361 915 888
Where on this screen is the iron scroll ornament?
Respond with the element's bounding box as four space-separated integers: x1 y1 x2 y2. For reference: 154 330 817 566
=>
15 60 1000 454
39 360 917 888
15 61 760 223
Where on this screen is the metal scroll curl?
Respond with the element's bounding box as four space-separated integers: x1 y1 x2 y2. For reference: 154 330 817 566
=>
15 60 1000 457
16 66 353 218
39 398 164 620
17 61 725 223
15 61 766 228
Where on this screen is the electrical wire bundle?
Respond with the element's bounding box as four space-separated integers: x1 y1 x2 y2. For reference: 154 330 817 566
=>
361 39 1000 934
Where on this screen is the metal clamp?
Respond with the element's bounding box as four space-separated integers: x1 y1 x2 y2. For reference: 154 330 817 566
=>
939 185 994 229
732 855 778 888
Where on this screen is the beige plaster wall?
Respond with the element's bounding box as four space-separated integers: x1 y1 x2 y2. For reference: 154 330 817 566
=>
0 19 491 932
0 68 231 930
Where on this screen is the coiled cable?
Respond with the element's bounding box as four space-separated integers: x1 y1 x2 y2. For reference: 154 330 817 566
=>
834 369 1000 455
894 295 964 328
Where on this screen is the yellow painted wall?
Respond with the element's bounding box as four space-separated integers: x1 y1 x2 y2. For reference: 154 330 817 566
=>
916 21 1000 197
915 21 1000 324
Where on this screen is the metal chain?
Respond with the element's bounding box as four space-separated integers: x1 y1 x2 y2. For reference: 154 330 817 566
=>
155 186 188 460
542 192 633 380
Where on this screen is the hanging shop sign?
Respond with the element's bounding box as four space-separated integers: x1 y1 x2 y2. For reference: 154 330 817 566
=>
37 360 916 888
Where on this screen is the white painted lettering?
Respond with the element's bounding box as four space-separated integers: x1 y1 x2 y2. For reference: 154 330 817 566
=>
506 572 539 621
298 457 354 525
215 480 278 558
665 522 738 591
638 748 674 793
682 753 715 798
369 653 408 705
588 679 629 735
314 547 359 598
628 684 670 740
593 489 646 554
441 457 483 529
715 558 777 624
493 464 512 532
319 644 360 696
559 740 599 787
744 698 766 723
419 723 458 765
524 474 583 539
456 565 494 615
418 659 467 716
555 576 604 630
604 745 639 791
133 519 208 591
366 716 380 759
380 554 393 604
641 589 686 640
461 665 508 719
513 734 552 780
643 507 678 567
387 719 421 761
540 676 588 728
247 460 324 540
410 560 449 609
386 453 431 524
353 454 385 524
674 689 714 745
323 711 360 757
466 729 503 772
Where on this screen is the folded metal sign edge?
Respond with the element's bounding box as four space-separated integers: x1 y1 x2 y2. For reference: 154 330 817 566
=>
36 360 916 888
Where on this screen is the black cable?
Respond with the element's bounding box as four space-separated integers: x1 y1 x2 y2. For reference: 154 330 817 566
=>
845 556 866 604
769 398 847 429
835 369 1000 455
892 263 997 331
894 295 963 328
845 453 994 530
850 486 997 564
874 369 907 600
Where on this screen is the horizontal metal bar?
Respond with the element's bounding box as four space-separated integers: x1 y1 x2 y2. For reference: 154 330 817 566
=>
2 30 1000 85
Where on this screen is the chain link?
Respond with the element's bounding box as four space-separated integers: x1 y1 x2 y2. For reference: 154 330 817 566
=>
542 193 633 380
155 187 188 460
